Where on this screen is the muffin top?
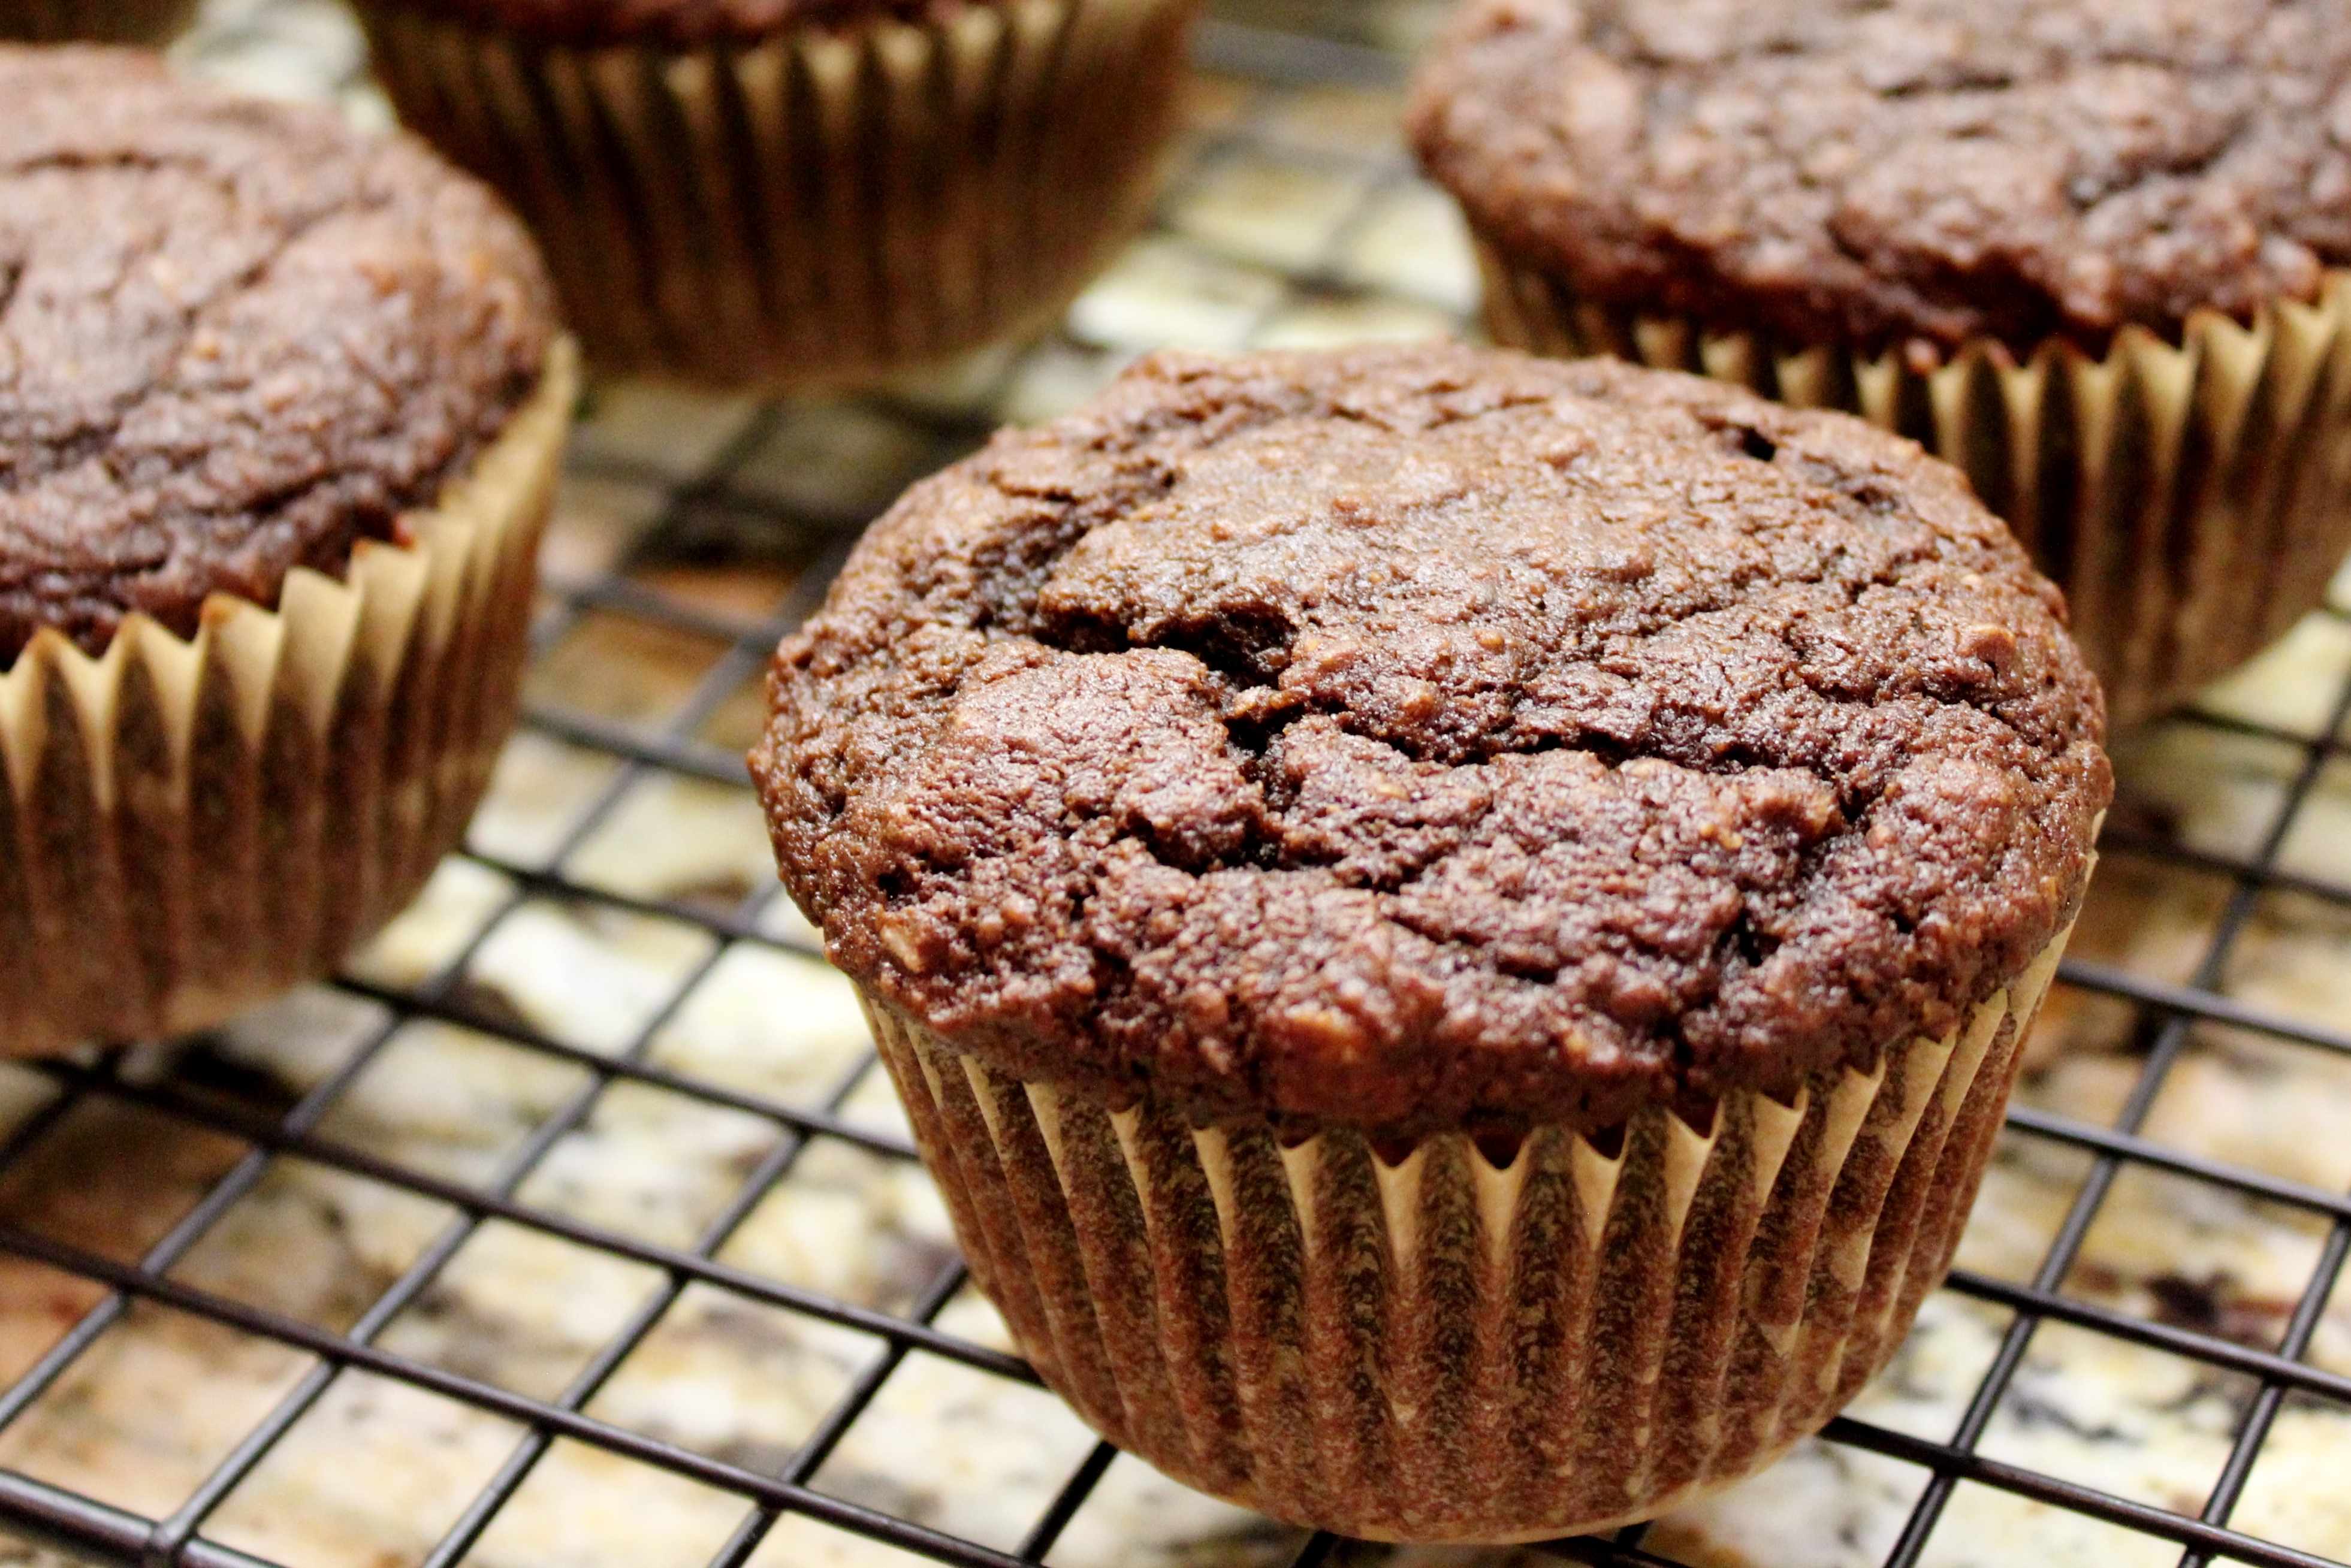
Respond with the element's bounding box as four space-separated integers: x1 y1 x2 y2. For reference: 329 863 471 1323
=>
1411 0 2351 356
387 0 985 46
757 346 2108 1138
0 46 556 666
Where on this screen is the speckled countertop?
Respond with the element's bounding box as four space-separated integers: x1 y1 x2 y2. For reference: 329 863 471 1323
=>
0 4 2347 1567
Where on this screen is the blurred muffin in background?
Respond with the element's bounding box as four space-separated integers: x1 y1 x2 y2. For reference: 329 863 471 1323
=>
353 0 1201 391
0 0 197 44
1413 0 2351 726
0 45 573 1056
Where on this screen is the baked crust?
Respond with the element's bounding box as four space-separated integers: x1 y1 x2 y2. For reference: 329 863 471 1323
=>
755 345 2111 1137
0 45 556 663
1410 0 2351 355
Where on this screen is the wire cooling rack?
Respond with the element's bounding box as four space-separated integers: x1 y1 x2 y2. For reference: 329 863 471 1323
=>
1 3 2350 1566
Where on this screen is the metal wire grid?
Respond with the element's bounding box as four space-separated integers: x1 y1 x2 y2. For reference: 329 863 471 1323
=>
0 11 2347 1568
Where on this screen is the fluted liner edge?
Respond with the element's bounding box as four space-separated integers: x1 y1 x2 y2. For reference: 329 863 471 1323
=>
358 0 1197 390
862 919 2074 1542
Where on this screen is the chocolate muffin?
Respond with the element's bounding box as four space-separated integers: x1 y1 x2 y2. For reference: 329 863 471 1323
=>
0 0 197 44
1411 0 2351 725
0 46 574 1056
353 0 1199 389
753 343 2110 1541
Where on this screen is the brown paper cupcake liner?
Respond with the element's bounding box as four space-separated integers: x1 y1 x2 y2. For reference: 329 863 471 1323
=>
864 914 2075 1543
0 0 198 43
1478 243 2351 727
0 339 577 1059
357 0 1197 391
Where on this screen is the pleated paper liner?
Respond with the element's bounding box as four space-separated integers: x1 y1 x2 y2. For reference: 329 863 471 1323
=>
357 0 1197 392
0 0 197 43
1479 244 2351 728
867 912 2076 1544
0 339 577 1059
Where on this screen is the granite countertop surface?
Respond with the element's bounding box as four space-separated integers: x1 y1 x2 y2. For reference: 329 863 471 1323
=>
0 3 2346 1567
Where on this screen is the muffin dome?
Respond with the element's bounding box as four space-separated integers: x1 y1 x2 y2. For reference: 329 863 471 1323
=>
0 45 556 664
1410 0 2351 354
755 344 2110 1138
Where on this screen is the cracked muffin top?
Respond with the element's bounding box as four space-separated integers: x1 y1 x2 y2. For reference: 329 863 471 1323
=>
0 46 557 666
754 345 2110 1138
1410 0 2351 355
